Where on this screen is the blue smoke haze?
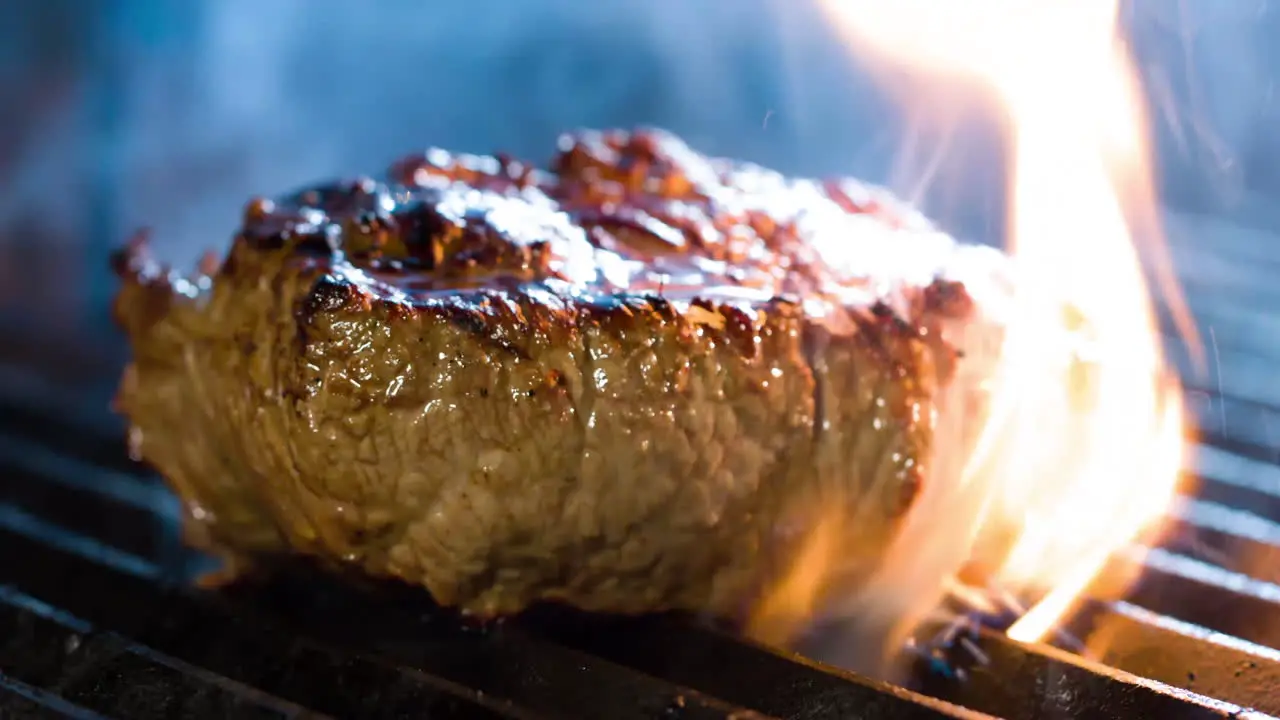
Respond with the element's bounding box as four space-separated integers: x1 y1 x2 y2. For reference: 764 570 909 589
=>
1 0 1276 317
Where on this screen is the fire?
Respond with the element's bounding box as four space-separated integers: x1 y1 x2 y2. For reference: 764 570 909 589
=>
809 0 1186 647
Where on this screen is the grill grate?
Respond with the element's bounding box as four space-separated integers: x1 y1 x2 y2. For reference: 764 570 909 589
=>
4 214 1280 718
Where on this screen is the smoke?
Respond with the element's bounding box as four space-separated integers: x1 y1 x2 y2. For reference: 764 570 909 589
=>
4 0 1276 277
1125 0 1279 220
0 0 1277 656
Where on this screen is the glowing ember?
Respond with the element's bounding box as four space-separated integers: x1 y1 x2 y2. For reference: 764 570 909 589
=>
815 0 1188 646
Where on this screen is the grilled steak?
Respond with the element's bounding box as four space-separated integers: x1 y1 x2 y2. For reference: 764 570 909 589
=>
112 128 1010 622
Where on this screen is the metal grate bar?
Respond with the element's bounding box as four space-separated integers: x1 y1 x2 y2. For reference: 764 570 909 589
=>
0 671 115 720
1164 288 1280 359
0 517 773 720
1184 391 1280 460
5 325 1280 718
0 503 161 581
535 607 1278 720
1190 443 1280 506
1162 502 1280 582
229 571 780 720
912 625 1275 720
1063 600 1280 715
0 452 176 564
471 607 986 720
0 430 163 515
1100 549 1280 657
1195 342 1280 404
0 405 978 720
1184 476 1280 527
0 588 321 720
0 526 539 720
0 371 134 478
0 387 982 719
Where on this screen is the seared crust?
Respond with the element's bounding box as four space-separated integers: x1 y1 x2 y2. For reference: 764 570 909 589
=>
113 128 1002 618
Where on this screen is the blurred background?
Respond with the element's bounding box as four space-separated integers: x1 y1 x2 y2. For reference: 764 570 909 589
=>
0 0 1277 340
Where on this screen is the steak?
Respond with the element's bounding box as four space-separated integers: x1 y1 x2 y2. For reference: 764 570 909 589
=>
112 128 1011 625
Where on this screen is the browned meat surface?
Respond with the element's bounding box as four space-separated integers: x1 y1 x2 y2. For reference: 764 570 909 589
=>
112 128 1009 620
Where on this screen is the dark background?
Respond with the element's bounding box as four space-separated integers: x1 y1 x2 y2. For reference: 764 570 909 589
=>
1 0 1277 337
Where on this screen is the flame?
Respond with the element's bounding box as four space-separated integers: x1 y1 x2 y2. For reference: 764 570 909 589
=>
805 0 1187 646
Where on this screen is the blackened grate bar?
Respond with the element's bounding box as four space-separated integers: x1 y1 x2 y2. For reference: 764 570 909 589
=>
0 672 114 720
0 522 775 720
3 323 1280 718
1118 548 1280 650
0 446 175 565
478 608 989 720
1063 600 1280 715
1188 443 1280 523
0 588 321 720
910 624 1272 720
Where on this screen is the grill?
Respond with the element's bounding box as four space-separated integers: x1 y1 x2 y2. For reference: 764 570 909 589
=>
3 215 1279 719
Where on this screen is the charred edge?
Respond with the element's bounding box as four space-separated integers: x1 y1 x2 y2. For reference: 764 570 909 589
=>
860 302 930 374
487 293 538 360
391 148 537 191
220 238 244 277
575 212 695 258
288 177 382 217
587 297 681 356
677 298 758 360
294 274 369 353
381 298 417 323
391 201 456 271
244 226 339 259
434 297 533 361
109 228 156 281
108 230 186 335
243 196 276 225
923 278 976 320
339 210 400 263
870 300 920 337
644 295 676 321
719 305 759 360
680 295 732 353
300 274 368 319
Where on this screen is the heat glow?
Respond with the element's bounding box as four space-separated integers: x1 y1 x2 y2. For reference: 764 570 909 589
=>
818 0 1187 645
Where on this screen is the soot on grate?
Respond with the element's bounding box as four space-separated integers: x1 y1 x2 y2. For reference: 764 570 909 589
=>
0 301 1277 719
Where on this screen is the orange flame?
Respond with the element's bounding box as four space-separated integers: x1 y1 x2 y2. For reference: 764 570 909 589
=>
812 0 1188 645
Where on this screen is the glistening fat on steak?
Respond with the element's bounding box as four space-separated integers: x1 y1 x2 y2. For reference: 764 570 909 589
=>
112 128 1012 621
